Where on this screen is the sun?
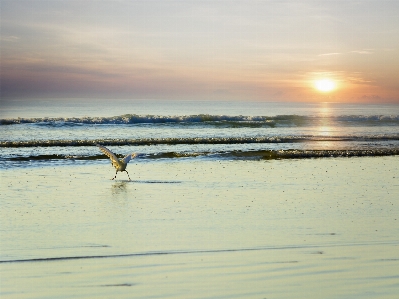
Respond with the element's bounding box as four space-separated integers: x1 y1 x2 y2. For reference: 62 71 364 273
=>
314 79 336 92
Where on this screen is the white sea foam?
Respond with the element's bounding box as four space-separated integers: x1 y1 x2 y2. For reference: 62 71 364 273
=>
2 135 399 148
1 114 399 126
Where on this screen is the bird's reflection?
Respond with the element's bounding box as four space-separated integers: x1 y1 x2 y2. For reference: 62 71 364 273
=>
111 181 128 195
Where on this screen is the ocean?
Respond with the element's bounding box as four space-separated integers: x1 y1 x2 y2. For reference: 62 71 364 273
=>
1 99 399 298
1 99 399 167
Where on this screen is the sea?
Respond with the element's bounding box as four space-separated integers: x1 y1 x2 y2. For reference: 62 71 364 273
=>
1 99 399 167
1 99 399 299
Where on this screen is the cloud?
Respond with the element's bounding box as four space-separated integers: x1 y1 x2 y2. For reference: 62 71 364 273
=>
345 74 373 85
358 94 381 101
1 36 20 42
351 50 373 54
318 53 341 56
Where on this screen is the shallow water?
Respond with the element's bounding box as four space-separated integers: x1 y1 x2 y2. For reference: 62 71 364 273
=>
1 156 398 298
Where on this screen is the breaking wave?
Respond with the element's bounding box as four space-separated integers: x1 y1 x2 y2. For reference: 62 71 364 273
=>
1 114 399 126
1 135 399 148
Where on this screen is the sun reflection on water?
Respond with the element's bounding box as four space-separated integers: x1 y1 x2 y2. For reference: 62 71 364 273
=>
314 103 336 149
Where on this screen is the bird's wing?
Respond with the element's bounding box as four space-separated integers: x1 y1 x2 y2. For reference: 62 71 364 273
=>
122 153 137 164
97 144 120 166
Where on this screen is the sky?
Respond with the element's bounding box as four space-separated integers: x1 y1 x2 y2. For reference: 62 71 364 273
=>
1 0 399 103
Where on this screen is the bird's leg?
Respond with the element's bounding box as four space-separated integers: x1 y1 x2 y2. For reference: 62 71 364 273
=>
125 170 131 181
112 171 117 180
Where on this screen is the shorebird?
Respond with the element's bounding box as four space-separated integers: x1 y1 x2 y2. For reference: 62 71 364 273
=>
97 144 137 180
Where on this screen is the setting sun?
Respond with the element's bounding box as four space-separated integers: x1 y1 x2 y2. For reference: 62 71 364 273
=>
314 79 336 92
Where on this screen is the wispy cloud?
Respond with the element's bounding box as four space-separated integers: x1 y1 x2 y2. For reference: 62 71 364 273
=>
1 36 20 42
346 75 373 85
318 53 341 56
351 50 373 55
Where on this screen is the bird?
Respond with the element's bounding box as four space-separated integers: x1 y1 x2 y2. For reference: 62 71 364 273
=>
96 144 137 180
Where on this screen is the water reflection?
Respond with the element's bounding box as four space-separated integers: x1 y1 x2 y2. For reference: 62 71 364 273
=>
315 103 335 149
318 102 333 118
317 103 333 135
111 181 128 195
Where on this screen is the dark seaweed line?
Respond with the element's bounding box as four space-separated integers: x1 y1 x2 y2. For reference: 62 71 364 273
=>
1 241 397 264
3 149 399 162
258 149 399 159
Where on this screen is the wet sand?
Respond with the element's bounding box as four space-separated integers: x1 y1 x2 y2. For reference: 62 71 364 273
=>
1 156 399 298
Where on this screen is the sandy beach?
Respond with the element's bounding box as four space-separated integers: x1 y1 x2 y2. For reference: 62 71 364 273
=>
1 156 398 298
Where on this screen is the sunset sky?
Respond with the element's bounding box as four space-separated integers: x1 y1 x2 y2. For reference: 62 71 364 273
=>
1 0 398 103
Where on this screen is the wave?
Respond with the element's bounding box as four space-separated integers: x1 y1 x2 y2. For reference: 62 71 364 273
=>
0 137 302 147
1 135 399 148
0 114 292 125
3 149 399 162
1 114 399 126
